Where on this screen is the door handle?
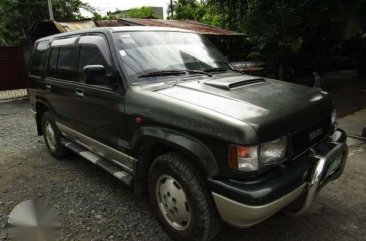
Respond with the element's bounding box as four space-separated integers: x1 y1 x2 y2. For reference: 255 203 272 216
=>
75 89 84 98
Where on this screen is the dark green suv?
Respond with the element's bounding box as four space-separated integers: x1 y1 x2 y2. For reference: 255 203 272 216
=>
28 26 348 241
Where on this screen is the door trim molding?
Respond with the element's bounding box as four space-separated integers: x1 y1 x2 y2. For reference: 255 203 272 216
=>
56 122 135 173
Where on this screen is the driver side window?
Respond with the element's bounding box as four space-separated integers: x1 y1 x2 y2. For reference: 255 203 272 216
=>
77 35 114 84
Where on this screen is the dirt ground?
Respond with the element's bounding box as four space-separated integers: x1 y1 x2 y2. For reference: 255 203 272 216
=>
0 99 365 241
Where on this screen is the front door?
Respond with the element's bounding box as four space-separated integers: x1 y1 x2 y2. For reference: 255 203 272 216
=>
70 34 130 167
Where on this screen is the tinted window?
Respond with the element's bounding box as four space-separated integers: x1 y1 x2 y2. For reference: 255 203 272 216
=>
77 35 113 82
30 41 49 76
57 47 77 81
47 48 59 78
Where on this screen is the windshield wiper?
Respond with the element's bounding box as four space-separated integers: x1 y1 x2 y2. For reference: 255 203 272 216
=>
138 69 212 78
138 70 185 78
204 67 242 73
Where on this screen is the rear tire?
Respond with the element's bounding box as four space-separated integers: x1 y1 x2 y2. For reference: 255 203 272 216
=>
148 152 221 241
41 112 69 159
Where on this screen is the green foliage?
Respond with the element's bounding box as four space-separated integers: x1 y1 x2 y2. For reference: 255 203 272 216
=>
166 0 177 19
114 6 162 19
172 0 221 26
52 0 96 20
200 5 221 27
174 0 199 20
0 0 99 46
209 0 366 79
243 0 315 79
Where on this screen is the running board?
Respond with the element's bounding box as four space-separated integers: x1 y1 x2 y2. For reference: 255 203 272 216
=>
61 139 133 186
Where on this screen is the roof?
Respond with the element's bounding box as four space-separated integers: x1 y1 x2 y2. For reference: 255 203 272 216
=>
109 26 192 33
35 26 193 42
118 19 243 36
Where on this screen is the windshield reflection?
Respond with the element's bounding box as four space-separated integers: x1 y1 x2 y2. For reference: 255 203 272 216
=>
113 31 231 82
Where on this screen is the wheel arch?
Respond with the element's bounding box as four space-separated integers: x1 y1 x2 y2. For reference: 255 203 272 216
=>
131 127 219 179
34 98 54 135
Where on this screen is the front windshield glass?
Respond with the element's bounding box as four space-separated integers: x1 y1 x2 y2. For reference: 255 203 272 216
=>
113 31 232 82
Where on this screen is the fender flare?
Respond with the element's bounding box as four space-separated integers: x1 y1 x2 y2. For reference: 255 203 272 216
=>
130 127 219 176
34 97 55 113
34 97 55 135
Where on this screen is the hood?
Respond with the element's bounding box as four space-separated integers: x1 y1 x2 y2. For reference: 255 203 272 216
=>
149 73 333 141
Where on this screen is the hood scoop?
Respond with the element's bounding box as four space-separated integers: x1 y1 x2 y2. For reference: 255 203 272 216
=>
204 76 265 90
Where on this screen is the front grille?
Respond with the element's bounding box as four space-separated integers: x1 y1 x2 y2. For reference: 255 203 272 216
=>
291 117 331 157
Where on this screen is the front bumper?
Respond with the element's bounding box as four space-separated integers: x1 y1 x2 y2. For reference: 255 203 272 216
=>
210 129 348 228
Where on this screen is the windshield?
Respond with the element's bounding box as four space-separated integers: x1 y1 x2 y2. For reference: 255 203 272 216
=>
113 31 232 82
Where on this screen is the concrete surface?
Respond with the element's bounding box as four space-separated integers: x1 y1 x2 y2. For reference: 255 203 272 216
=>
338 108 366 146
0 89 27 101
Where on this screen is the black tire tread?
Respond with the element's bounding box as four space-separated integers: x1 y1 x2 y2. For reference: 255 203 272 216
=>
150 152 221 241
41 111 69 159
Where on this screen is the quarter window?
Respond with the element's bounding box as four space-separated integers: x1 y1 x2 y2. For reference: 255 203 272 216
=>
47 46 77 81
30 41 49 76
57 47 77 80
47 48 59 78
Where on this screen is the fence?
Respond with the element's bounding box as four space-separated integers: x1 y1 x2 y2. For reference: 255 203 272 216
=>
0 46 28 100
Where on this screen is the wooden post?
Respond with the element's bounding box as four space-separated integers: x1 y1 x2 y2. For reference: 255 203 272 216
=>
47 0 54 21
170 0 173 19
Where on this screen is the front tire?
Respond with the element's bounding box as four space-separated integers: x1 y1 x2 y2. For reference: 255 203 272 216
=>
148 152 221 241
41 112 69 159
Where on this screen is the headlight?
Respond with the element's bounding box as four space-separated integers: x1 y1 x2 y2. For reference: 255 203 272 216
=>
260 136 287 166
228 145 258 171
228 136 287 172
331 109 337 126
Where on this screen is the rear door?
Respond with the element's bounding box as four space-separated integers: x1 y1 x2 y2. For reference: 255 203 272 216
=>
44 37 80 127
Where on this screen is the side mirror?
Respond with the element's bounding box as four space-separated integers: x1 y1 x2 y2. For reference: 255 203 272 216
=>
83 65 113 86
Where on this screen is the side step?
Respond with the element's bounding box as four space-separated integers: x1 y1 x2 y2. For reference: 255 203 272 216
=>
61 139 133 186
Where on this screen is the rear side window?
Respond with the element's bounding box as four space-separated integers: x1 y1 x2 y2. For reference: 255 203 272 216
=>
47 46 77 81
57 47 77 80
30 41 49 76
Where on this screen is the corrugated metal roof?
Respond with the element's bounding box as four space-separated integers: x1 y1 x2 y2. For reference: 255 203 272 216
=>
95 20 122 27
118 19 243 35
31 19 243 42
53 20 96 32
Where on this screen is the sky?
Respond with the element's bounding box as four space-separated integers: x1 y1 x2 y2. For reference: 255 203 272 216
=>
82 0 171 19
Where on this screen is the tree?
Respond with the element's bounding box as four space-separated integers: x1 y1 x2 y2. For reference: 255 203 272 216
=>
209 0 248 29
167 0 177 19
209 0 366 79
0 0 99 46
174 0 199 20
243 0 321 79
172 0 221 26
113 6 162 19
